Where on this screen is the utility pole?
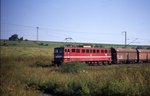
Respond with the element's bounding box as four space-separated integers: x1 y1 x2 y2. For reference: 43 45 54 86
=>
122 31 127 48
36 27 39 41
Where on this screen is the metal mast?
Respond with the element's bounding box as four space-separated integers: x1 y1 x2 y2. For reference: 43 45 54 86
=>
122 31 127 48
36 27 39 41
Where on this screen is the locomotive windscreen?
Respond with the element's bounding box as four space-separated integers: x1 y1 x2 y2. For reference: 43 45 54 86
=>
54 47 64 65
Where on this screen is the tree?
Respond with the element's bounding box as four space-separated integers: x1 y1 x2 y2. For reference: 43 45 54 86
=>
9 34 19 41
19 37 23 41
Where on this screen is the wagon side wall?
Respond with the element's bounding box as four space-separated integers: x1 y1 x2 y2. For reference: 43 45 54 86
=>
137 49 150 63
113 48 138 64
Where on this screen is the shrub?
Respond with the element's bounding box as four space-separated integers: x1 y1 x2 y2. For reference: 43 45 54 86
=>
44 44 48 46
102 79 130 96
39 43 44 45
31 61 50 67
13 43 17 46
25 39 28 41
3 42 7 46
61 62 87 73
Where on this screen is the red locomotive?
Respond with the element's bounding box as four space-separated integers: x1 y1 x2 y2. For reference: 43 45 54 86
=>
54 46 112 65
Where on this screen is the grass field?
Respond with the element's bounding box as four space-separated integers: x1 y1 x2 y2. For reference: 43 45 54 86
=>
1 40 150 96
1 40 150 48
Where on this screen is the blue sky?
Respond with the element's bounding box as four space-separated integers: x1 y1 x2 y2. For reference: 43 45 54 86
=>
1 0 150 45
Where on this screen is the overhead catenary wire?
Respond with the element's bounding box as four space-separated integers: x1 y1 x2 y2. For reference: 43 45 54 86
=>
1 23 149 45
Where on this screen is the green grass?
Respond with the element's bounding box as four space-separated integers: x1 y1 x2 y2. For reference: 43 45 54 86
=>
61 61 87 73
0 40 65 48
22 65 150 96
1 40 150 96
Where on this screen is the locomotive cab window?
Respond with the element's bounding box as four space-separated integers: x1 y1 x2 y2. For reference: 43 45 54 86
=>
105 50 107 53
55 49 63 53
55 49 59 53
59 50 63 53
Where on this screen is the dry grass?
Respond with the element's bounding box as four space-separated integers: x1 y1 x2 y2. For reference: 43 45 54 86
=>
1 46 150 96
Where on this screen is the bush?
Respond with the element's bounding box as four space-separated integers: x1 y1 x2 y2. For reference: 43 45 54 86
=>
31 61 50 67
44 44 48 46
25 39 28 41
3 42 7 46
61 62 87 73
39 43 44 45
13 43 17 46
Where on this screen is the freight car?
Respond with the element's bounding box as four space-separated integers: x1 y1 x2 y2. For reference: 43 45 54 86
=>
54 47 112 66
137 49 150 63
111 48 138 64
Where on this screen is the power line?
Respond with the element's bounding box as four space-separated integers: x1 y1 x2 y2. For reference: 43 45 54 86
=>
2 22 119 39
1 23 35 28
1 23 149 45
127 38 139 45
2 23 117 36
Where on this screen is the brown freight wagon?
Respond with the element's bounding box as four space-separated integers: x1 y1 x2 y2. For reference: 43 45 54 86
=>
111 48 138 64
137 49 150 63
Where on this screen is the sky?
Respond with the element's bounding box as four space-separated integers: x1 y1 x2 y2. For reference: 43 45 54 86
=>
1 0 150 45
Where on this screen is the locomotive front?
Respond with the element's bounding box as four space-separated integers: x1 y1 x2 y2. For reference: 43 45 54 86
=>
54 47 64 65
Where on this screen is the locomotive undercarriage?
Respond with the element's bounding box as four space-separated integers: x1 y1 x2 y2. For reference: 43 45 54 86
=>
84 61 111 66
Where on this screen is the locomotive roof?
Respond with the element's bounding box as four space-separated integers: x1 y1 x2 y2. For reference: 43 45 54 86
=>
55 47 110 49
